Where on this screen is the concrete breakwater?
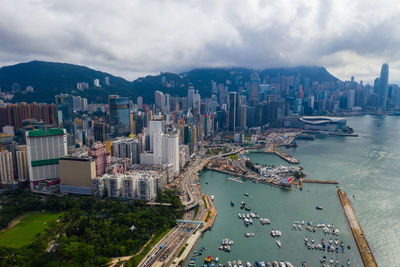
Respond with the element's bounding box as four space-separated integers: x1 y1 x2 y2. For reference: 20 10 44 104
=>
337 189 377 267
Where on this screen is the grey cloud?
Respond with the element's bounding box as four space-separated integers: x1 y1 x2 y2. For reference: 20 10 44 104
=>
0 0 399 83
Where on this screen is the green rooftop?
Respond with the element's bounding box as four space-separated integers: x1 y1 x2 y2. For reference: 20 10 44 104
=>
28 128 65 137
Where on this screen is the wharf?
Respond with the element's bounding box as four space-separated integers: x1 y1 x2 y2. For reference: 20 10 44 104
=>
302 179 339 185
202 194 217 232
227 177 245 183
251 150 300 164
337 189 377 267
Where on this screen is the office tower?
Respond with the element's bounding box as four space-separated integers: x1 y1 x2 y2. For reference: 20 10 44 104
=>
228 92 239 132
0 150 14 185
239 105 247 130
377 63 389 111
164 93 171 113
55 94 74 125
154 91 164 112
26 128 67 192
347 90 355 110
94 122 106 142
16 147 29 182
188 87 195 109
89 143 111 176
109 96 130 136
137 96 143 110
250 71 261 106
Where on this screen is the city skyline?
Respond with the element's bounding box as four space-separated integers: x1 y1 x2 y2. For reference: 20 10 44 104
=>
0 1 399 83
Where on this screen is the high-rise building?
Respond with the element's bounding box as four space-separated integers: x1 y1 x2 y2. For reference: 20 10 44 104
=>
155 91 164 112
55 94 74 125
94 79 100 87
228 92 239 132
122 174 138 199
26 128 67 192
137 173 156 201
109 96 130 136
16 147 29 182
377 63 389 111
188 87 195 109
0 150 14 185
105 76 110 86
94 122 106 142
250 71 261 106
89 142 111 176
137 96 143 110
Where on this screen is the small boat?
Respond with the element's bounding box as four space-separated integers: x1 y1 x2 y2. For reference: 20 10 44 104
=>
228 261 232 267
245 206 251 211
215 257 219 262
279 262 285 267
241 201 245 205
301 261 306 267
329 258 333 264
205 256 213 263
238 213 242 218
244 192 249 196
276 239 281 247
238 260 243 267
285 262 294 267
346 259 350 265
246 262 252 267
316 205 323 210
231 200 235 207
271 230 276 237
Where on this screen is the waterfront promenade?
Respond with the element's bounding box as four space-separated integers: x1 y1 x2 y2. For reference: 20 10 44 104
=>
337 189 377 267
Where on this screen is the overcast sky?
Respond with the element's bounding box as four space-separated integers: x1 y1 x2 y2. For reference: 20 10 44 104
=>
1 0 400 84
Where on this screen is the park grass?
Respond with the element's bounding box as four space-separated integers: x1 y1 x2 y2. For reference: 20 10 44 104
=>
0 211 63 248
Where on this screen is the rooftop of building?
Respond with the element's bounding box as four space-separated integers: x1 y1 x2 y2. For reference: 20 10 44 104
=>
300 116 347 124
27 128 65 137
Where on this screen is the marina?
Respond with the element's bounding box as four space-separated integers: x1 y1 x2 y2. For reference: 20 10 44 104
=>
184 170 363 266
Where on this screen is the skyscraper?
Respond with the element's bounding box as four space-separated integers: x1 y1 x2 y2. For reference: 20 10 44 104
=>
55 94 74 124
109 96 130 136
250 71 261 106
188 87 195 109
154 90 164 112
377 63 389 111
228 92 239 132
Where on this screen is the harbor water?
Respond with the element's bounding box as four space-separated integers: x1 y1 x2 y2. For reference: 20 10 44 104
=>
185 115 400 266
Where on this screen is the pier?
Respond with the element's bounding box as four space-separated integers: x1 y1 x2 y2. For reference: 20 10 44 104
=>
337 189 377 267
302 179 339 184
202 194 217 232
226 177 245 183
251 150 300 164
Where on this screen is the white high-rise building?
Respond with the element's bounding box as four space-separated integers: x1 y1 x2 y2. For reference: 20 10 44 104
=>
26 128 67 191
94 79 100 87
104 174 122 198
105 76 110 86
140 120 180 176
0 150 14 185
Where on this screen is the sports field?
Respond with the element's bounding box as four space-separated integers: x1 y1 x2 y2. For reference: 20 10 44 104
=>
0 211 63 248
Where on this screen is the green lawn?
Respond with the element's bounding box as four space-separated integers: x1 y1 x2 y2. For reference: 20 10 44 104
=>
0 211 63 248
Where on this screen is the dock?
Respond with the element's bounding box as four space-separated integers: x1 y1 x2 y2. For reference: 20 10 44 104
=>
251 150 300 164
226 177 245 183
302 179 339 184
337 189 377 267
202 194 217 232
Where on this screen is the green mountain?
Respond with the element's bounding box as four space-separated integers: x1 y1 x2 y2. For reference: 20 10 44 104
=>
0 61 339 104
